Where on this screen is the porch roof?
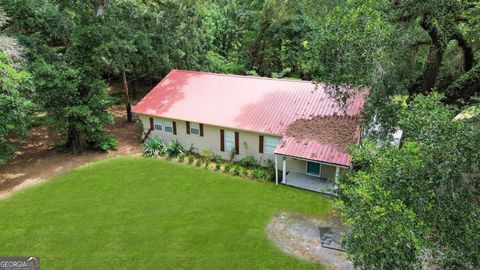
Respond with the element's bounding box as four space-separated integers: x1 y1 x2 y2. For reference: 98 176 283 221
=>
274 136 352 167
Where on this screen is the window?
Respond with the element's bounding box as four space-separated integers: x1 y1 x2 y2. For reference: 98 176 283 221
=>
163 120 173 133
224 130 235 152
153 119 174 133
264 136 280 154
190 122 200 135
154 119 162 131
306 161 321 177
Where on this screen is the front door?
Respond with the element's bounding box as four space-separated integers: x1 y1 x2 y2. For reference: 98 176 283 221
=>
306 161 321 177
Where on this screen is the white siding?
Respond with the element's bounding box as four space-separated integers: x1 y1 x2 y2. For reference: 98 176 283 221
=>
139 115 349 174
139 115 280 165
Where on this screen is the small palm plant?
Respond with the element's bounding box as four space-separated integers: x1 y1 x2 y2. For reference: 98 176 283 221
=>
143 137 166 158
165 140 184 158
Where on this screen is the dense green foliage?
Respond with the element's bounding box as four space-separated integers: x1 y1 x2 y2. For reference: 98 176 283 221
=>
338 94 480 269
30 60 116 152
0 52 33 162
0 157 331 269
0 7 32 162
1 0 479 157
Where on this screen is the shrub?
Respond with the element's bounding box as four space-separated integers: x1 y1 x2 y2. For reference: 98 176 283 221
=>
188 154 195 164
178 152 187 161
143 137 165 158
266 170 275 181
224 162 233 172
214 154 223 163
94 134 119 152
232 164 241 175
215 162 221 171
166 140 184 158
238 166 246 177
263 159 276 181
240 155 258 168
204 159 211 168
252 167 269 180
195 159 202 167
265 159 275 170
202 149 215 161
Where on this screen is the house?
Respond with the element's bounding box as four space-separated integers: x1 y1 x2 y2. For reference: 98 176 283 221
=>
132 69 367 193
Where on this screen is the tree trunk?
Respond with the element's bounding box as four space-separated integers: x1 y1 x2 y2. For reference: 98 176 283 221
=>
422 44 444 93
420 17 445 94
121 69 133 122
407 17 446 99
65 129 86 154
452 31 475 72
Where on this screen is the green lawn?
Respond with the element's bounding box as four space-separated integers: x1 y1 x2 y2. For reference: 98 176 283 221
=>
0 157 331 269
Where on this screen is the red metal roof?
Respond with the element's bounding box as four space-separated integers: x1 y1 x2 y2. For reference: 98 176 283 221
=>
275 125 362 167
133 69 367 167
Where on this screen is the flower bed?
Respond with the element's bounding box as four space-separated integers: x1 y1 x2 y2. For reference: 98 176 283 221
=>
143 137 275 181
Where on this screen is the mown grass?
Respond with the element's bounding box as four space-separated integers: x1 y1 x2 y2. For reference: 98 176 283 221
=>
0 157 331 269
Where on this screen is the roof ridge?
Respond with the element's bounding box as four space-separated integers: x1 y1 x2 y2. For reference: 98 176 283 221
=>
172 69 318 85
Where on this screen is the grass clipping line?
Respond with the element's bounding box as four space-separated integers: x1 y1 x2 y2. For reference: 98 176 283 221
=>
285 115 359 152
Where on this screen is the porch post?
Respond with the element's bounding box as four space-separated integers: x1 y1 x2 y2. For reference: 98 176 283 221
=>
335 166 340 181
274 155 279 185
282 157 287 184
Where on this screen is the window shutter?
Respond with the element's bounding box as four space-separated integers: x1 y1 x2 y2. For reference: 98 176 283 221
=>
235 132 239 154
200 124 204 137
259 135 264 153
173 121 177 135
149 117 154 130
220 129 225 152
186 121 190 134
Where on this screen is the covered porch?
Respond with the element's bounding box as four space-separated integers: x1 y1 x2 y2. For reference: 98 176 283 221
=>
274 155 346 196
282 171 337 195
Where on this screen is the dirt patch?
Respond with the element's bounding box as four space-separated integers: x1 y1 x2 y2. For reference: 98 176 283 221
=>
0 105 143 199
267 212 353 270
285 116 359 152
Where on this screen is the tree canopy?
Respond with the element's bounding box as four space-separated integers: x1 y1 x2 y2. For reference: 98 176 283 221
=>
0 51 33 162
338 93 479 269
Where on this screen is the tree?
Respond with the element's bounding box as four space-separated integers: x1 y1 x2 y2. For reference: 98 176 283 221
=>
94 0 151 122
0 0 118 153
0 6 33 163
0 6 26 65
80 0 213 120
31 59 117 153
239 0 314 78
338 93 480 269
386 0 480 105
0 52 34 163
